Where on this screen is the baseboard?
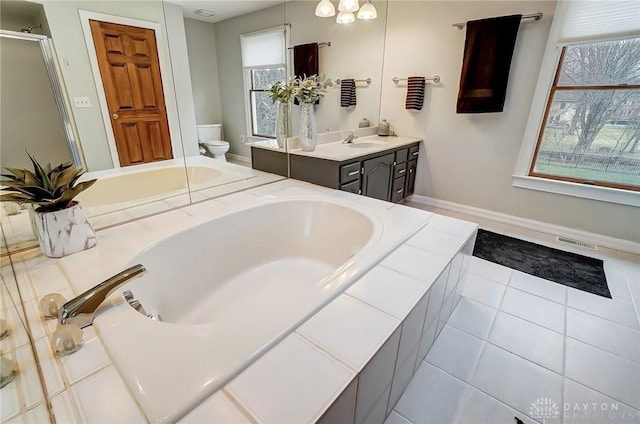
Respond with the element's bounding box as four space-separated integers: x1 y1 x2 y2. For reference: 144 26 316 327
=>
409 194 640 255
227 153 251 165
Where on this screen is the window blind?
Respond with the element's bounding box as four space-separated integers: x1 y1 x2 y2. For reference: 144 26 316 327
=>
241 27 285 67
558 1 640 44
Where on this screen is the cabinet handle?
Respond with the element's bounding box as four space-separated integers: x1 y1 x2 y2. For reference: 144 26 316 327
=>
396 188 404 194
348 171 359 176
398 169 406 174
412 152 419 156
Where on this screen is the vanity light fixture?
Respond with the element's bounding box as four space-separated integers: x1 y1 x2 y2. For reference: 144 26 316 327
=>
357 0 377 20
195 9 216 18
315 0 336 17
336 11 355 24
338 0 360 13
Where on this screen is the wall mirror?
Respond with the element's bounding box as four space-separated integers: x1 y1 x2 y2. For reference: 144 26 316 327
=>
0 0 286 253
285 0 388 136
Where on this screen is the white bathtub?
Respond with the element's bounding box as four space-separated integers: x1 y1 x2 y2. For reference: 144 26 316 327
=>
95 195 430 422
76 157 254 215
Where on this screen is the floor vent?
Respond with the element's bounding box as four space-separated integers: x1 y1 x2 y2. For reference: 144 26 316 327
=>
556 236 598 251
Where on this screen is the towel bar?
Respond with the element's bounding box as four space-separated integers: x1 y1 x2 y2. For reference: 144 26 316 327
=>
287 41 331 50
393 76 441 84
452 13 542 30
335 78 372 85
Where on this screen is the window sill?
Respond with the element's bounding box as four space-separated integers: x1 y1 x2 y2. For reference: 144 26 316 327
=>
512 175 640 207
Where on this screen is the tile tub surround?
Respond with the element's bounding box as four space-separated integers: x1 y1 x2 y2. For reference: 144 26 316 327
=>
3 179 477 423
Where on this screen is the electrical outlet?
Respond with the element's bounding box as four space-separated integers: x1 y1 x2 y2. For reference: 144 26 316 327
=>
73 97 92 108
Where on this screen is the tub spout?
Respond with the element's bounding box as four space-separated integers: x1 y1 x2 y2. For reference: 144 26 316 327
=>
59 264 147 328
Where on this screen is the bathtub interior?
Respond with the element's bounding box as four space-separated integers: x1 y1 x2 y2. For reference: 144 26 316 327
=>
76 166 191 207
124 200 375 324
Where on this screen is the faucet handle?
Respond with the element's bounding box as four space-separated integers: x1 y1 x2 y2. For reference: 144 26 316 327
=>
59 264 147 328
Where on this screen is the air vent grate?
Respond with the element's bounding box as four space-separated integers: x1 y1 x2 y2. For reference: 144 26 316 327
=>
556 236 597 251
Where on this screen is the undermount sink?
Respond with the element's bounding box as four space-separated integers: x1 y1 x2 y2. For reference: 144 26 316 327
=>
347 141 387 148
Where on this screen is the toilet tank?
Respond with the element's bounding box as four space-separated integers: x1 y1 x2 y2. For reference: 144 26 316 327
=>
196 124 222 141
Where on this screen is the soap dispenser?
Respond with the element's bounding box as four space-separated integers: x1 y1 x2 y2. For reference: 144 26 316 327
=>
378 119 390 136
358 118 370 128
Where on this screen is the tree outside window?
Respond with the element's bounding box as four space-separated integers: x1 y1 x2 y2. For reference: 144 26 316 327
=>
249 67 286 138
529 38 640 191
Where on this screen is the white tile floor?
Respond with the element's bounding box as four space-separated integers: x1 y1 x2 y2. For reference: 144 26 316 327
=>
388 202 640 424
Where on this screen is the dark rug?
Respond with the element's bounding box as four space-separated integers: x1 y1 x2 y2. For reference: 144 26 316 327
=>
473 229 610 298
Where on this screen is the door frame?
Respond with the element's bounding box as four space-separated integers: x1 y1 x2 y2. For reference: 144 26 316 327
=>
79 10 180 168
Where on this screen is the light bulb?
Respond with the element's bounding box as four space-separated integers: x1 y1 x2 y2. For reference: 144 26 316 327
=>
314 0 335 17
336 11 355 24
338 0 359 13
357 0 377 19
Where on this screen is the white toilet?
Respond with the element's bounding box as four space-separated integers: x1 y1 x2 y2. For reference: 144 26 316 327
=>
196 124 230 162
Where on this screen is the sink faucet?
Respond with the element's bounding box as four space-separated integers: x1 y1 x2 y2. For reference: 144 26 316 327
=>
59 264 147 328
343 131 359 144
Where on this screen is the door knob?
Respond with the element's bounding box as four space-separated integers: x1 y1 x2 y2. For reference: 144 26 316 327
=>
112 113 119 120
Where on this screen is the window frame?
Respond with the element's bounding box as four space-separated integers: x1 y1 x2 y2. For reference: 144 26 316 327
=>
246 65 286 139
513 1 640 207
240 25 290 143
527 45 640 192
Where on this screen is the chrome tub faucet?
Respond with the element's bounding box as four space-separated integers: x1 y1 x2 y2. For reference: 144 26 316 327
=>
59 264 147 328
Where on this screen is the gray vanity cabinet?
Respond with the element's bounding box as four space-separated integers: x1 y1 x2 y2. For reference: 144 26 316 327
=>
362 153 394 201
289 142 420 203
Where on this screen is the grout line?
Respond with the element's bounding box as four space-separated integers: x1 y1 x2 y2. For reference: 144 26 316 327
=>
562 375 640 413
561 287 569 424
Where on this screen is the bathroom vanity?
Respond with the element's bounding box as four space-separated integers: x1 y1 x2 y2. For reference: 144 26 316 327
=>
289 136 421 203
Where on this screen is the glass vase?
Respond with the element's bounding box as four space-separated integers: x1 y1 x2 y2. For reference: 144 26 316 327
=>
299 102 317 152
275 102 291 149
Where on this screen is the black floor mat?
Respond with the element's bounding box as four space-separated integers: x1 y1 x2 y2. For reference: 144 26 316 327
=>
473 229 610 298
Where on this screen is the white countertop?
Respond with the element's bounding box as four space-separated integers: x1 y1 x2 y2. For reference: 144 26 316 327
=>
289 135 422 162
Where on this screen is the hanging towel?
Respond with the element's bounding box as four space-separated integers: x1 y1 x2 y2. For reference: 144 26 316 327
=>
340 79 356 108
456 14 522 113
293 43 319 105
293 43 319 79
405 76 426 111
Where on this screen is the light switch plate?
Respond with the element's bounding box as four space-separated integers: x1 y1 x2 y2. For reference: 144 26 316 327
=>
73 97 92 108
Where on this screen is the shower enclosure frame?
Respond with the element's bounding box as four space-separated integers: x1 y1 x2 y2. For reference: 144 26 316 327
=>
0 29 86 169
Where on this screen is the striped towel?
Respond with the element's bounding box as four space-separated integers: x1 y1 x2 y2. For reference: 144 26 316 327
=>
405 76 426 110
340 79 356 108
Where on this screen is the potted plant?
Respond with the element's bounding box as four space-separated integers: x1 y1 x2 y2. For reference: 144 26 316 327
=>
293 75 332 151
268 79 296 149
0 154 97 258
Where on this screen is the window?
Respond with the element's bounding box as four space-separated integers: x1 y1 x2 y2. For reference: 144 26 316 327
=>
514 1 640 204
240 27 287 139
529 39 640 191
248 67 286 138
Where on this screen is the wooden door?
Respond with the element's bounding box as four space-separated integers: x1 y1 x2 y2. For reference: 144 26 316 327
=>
362 153 394 201
89 20 172 166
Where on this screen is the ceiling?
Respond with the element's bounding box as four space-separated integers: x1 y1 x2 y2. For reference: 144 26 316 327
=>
167 0 283 23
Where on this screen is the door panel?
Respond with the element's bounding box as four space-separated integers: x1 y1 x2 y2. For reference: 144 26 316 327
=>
362 153 394 201
90 20 172 166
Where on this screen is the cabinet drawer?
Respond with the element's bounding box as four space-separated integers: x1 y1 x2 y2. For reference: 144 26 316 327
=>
339 179 361 194
409 145 420 159
391 176 406 203
395 148 408 164
394 162 408 179
340 162 361 183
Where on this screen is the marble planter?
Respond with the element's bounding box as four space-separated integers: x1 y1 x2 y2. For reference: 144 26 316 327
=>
34 202 96 258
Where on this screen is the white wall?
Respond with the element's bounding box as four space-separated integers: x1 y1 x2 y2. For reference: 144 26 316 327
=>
41 0 189 170
213 3 285 158
0 36 72 170
380 1 640 243
163 2 199 157
184 18 223 126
